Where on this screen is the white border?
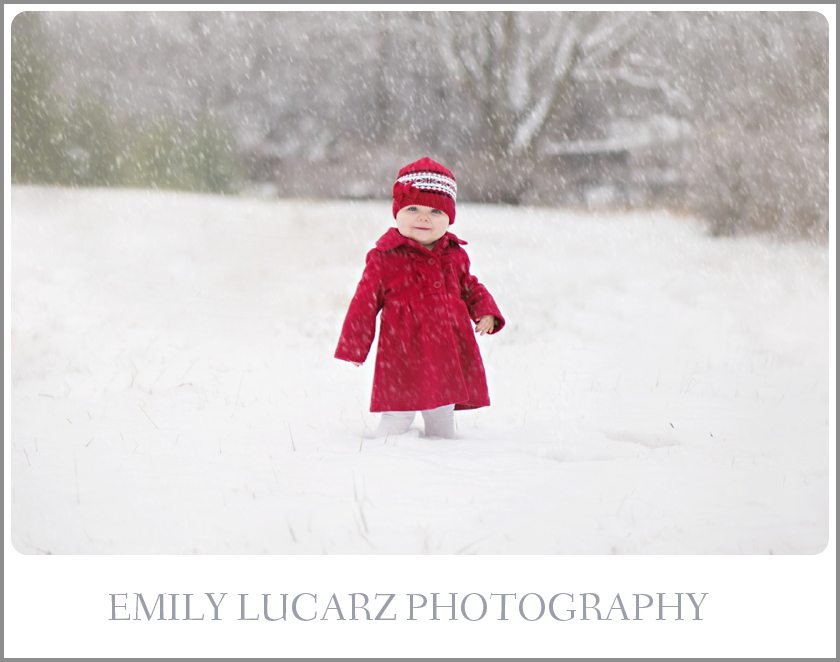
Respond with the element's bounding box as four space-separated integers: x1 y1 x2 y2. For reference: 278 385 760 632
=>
4 4 835 658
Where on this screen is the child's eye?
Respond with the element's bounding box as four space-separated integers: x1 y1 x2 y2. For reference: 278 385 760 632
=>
431 209 442 214
406 206 418 212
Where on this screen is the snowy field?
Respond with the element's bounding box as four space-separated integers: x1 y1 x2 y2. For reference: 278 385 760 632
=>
9 185 829 554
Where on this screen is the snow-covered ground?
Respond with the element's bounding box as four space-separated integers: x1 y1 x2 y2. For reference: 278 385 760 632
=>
9 185 829 554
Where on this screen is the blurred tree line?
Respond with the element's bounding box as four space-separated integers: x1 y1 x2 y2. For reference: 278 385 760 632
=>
11 11 828 240
11 12 241 193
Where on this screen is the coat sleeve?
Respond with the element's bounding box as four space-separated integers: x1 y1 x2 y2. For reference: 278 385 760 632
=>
334 249 385 363
459 252 505 334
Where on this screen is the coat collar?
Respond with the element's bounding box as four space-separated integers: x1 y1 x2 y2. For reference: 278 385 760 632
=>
375 227 467 253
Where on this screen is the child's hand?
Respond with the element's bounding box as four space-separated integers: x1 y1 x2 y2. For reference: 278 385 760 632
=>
474 315 496 335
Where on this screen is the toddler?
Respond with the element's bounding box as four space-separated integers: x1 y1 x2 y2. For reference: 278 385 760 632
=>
334 157 504 438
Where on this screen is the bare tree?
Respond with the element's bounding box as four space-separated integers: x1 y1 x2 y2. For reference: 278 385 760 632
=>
423 11 662 201
654 11 828 239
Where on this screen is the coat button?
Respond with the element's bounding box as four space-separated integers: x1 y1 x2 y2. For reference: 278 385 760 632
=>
428 258 436 264
433 281 442 288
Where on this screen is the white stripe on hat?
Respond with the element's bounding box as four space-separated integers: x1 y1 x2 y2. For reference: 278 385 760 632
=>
396 171 457 200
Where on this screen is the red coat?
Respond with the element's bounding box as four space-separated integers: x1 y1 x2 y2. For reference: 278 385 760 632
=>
335 227 505 412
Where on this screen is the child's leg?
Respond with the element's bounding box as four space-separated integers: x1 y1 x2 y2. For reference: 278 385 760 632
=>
421 404 456 438
373 410 416 437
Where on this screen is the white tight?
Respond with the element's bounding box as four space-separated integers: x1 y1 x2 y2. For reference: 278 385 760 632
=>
373 404 456 438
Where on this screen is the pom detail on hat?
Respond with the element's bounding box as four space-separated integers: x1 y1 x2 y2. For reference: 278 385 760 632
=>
392 157 457 224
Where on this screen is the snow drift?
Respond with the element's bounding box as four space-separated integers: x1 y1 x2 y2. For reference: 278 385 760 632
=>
10 186 829 554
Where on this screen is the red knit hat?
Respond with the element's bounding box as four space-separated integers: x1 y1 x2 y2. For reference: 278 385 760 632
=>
392 157 457 224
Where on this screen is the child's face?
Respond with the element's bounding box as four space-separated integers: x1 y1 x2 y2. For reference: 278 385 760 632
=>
395 205 450 247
